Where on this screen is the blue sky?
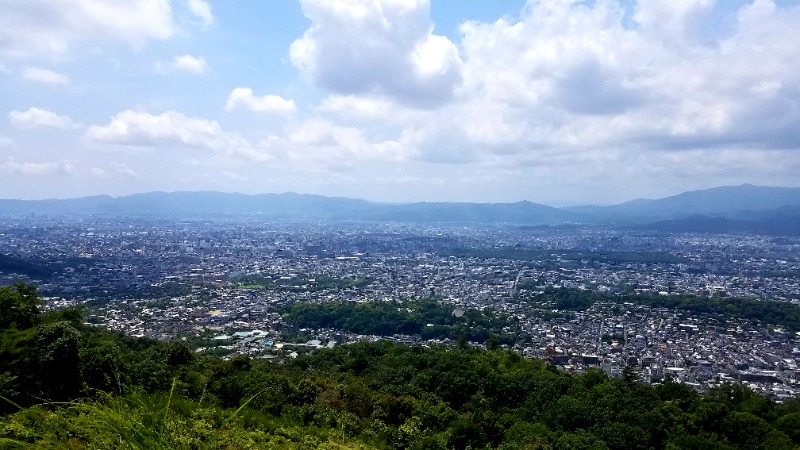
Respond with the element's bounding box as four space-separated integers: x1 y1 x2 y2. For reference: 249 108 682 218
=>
1 0 799 205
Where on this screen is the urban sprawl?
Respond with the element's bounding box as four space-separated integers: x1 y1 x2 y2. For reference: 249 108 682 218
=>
2 217 800 401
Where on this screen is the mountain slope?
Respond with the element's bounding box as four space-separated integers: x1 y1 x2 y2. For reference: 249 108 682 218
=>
348 200 581 224
0 192 582 225
638 205 800 236
4 184 800 227
577 184 800 223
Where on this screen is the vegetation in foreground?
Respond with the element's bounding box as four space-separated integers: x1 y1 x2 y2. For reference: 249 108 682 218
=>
3 282 800 449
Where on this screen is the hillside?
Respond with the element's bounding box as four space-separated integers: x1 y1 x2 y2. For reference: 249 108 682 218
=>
2 282 800 449
3 184 800 228
0 192 582 225
637 205 800 236
569 184 800 223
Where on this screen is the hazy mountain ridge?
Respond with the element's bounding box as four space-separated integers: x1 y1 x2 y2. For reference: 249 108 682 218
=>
2 184 800 229
0 192 373 219
571 184 800 223
0 191 578 225
346 200 582 225
638 205 800 237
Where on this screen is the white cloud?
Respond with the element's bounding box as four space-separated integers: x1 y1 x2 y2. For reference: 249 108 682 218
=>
299 0 800 191
4 1 800 203
315 95 410 123
85 110 272 161
282 119 413 164
9 107 83 129
0 157 76 176
89 167 107 178
21 67 70 85
172 54 208 74
371 0 800 166
290 0 463 108
220 170 248 182
187 0 215 27
110 162 139 179
633 0 715 42
0 0 175 58
225 88 297 114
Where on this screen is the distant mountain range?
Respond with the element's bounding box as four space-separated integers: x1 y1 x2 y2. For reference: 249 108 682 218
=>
578 184 800 236
0 191 581 225
2 184 800 235
567 184 800 223
637 205 800 237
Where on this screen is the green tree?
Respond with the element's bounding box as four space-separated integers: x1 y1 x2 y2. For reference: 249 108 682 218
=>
35 321 82 401
776 412 800 442
486 333 500 351
0 282 42 329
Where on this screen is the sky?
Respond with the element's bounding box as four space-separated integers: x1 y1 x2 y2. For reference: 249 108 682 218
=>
1 0 800 206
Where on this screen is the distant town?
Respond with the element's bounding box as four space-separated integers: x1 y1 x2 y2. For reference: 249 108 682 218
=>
3 209 800 402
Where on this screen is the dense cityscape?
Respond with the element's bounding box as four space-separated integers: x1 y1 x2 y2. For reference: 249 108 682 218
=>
3 214 800 401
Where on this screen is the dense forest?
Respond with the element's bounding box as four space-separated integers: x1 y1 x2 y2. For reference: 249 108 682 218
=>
282 299 519 345
3 282 800 449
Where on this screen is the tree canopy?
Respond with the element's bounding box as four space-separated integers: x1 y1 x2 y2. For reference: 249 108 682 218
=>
1 282 799 449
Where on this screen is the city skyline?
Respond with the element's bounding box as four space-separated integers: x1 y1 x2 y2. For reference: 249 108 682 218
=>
2 0 800 205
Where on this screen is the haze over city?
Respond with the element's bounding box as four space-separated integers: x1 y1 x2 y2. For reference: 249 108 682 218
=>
2 0 800 205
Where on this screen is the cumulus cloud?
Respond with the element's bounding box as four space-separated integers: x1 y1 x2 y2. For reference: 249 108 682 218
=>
290 0 463 107
84 112 411 174
85 110 272 161
9 107 83 129
294 0 800 201
88 167 108 178
6 1 799 203
158 54 208 74
379 0 800 165
282 119 413 164
633 0 715 42
110 162 139 179
21 67 70 85
313 94 428 125
0 157 76 176
87 110 235 148
187 0 215 27
220 170 248 182
225 88 297 114
0 0 176 58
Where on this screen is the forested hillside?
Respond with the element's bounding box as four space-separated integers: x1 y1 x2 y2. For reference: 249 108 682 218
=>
2 282 800 449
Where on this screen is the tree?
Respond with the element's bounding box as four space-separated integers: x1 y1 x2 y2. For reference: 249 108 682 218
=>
81 340 126 394
166 341 193 366
622 365 639 386
486 334 500 351
0 282 42 329
35 321 82 401
776 412 800 442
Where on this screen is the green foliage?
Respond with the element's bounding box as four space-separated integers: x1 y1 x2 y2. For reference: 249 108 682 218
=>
0 255 53 280
283 299 519 343
522 287 606 310
0 282 42 329
2 282 800 449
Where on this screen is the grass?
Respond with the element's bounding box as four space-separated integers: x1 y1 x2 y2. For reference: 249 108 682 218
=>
0 382 378 449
